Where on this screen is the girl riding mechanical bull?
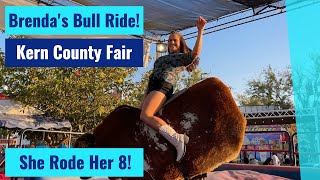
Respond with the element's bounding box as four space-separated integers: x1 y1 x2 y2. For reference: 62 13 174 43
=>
139 16 207 162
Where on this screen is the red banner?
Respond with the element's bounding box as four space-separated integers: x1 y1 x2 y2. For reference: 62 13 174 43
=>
0 93 10 100
0 139 16 144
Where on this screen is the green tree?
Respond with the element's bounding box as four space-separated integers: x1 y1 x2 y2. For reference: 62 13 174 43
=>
0 47 140 132
290 54 320 164
292 54 320 109
175 68 209 92
0 128 9 139
237 65 293 109
0 32 151 146
128 69 152 106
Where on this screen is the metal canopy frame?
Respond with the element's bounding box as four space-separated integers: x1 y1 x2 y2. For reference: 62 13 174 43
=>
243 107 320 126
245 109 296 120
12 0 318 43
18 128 84 148
244 109 296 125
171 0 320 41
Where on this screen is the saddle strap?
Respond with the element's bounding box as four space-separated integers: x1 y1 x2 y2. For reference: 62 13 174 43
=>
178 163 190 180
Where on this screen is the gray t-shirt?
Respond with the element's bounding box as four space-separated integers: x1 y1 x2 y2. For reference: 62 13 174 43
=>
150 52 199 85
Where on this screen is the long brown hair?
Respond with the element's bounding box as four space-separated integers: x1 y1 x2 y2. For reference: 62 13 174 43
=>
168 31 199 72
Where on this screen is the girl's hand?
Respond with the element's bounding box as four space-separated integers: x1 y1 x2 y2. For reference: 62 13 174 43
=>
196 16 207 31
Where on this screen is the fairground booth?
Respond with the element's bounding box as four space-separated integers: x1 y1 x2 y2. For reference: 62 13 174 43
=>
237 105 298 165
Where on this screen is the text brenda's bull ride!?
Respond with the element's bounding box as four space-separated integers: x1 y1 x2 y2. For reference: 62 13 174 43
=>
9 13 140 28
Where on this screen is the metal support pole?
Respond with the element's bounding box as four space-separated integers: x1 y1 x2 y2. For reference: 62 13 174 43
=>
292 133 297 166
68 127 72 148
6 129 9 148
18 129 84 148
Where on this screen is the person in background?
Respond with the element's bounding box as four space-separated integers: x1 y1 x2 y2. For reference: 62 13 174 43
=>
271 152 281 166
243 145 249 164
263 158 272 165
283 152 290 165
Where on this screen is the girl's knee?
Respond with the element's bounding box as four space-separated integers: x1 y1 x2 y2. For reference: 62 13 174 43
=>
140 112 151 122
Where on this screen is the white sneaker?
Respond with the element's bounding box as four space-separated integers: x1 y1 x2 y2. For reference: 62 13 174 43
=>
159 125 189 162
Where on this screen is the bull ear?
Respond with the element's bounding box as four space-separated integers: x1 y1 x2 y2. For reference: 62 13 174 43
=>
74 133 95 148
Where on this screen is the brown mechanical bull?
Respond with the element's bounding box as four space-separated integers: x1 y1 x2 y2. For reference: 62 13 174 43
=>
75 77 247 180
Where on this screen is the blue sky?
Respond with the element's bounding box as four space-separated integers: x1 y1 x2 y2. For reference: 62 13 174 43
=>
136 13 290 95
0 13 290 96
201 13 290 94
